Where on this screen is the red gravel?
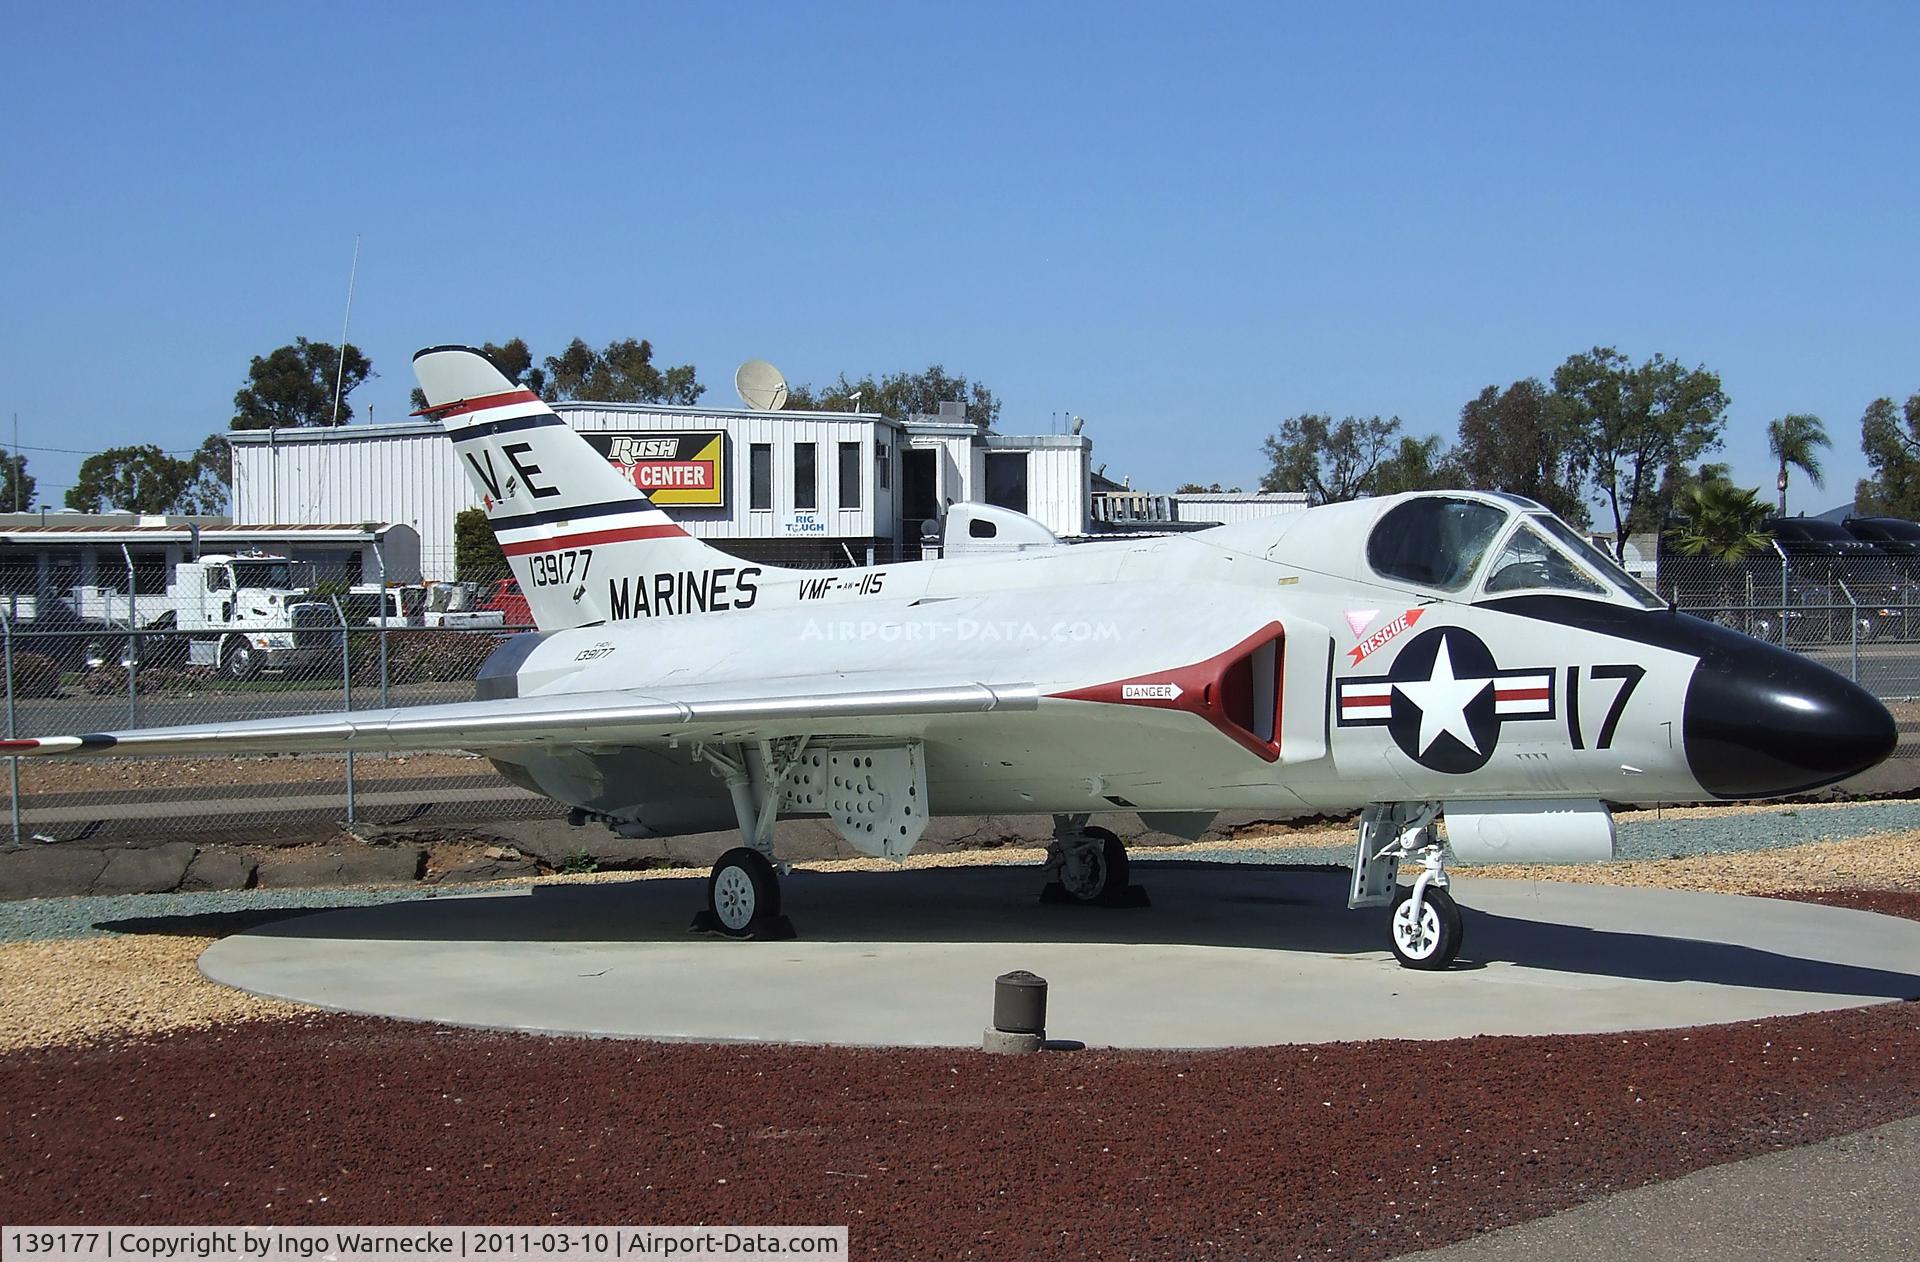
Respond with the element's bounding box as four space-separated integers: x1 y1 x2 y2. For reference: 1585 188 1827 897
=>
2 1001 1918 1260
1765 888 1920 920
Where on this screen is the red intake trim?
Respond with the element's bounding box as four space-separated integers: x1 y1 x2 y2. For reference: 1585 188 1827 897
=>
413 388 541 419
499 522 687 555
1050 622 1287 762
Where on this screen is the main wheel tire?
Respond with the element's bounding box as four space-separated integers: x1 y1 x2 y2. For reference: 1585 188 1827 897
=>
1389 884 1463 970
707 847 781 936
1061 826 1130 903
222 638 260 681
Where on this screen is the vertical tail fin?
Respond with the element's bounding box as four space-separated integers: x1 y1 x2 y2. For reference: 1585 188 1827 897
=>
414 345 765 631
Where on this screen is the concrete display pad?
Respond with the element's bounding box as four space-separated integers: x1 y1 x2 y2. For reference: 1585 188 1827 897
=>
199 863 1920 1049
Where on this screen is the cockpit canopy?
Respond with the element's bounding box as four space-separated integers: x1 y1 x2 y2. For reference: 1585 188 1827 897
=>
1364 494 1661 608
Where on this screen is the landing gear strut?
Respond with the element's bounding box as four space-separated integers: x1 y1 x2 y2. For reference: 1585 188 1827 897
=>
1042 816 1149 907
691 739 800 940
1351 803 1464 970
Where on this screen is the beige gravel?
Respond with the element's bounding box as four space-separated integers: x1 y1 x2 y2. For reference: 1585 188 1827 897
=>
1467 831 1920 894
0 936 300 1052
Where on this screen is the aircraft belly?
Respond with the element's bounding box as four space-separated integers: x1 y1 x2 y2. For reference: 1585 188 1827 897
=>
918 709 1312 815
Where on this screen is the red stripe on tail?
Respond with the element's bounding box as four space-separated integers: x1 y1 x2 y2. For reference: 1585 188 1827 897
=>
499 522 688 556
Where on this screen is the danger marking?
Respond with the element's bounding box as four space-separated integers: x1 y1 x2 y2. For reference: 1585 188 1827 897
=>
1122 682 1184 701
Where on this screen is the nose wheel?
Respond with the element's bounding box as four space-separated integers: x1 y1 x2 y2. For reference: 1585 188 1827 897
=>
1389 883 1462 969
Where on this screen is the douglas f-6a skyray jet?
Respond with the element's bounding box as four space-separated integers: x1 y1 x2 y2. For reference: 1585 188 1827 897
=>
4 347 1896 967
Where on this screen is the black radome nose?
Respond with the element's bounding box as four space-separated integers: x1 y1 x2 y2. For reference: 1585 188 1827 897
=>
1685 642 1897 798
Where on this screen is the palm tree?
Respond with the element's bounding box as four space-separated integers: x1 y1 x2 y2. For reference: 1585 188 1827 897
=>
1767 413 1829 515
1668 480 1772 563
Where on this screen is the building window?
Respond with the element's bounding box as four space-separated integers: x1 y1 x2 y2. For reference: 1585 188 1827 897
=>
985 451 1029 515
838 442 861 509
750 443 772 511
876 442 891 491
793 442 817 511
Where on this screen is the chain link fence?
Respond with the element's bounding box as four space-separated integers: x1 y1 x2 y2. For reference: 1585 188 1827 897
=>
0 544 1914 846
1656 550 1920 702
0 540 925 847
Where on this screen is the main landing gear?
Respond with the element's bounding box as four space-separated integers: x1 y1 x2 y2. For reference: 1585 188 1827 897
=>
690 740 798 940
1351 803 1463 970
1042 815 1149 907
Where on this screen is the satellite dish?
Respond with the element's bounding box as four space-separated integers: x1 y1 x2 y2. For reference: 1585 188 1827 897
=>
735 359 789 411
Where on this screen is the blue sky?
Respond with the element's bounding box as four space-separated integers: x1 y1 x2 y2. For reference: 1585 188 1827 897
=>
1 2 1915 514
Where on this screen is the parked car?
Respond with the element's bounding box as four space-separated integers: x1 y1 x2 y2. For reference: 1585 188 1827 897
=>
1843 517 1920 567
478 578 532 628
1767 517 1916 636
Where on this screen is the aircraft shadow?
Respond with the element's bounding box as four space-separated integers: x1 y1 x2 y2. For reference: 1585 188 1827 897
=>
124 862 1920 1004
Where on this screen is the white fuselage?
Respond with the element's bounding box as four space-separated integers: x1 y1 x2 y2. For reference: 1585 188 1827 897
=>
486 504 1711 832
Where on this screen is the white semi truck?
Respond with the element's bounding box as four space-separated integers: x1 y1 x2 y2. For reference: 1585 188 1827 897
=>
72 552 335 679
348 581 507 629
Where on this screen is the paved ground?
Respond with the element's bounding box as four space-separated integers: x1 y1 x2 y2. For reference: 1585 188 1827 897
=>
198 865 1920 1047
1397 1113 1920 1260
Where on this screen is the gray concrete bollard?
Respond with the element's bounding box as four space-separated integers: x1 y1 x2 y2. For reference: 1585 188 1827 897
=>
983 969 1047 1054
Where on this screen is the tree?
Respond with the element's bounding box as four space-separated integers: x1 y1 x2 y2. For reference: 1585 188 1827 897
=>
1176 482 1244 494
409 338 546 413
1552 347 1729 558
1372 433 1460 496
231 338 374 429
66 446 196 513
542 338 703 405
1766 413 1829 515
175 434 231 514
454 508 509 583
1453 379 1589 525
786 365 1001 428
1258 414 1402 504
1857 392 1920 518
1667 479 1772 563
0 448 34 512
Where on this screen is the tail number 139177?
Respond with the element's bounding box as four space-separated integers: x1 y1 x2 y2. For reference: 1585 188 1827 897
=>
529 548 593 588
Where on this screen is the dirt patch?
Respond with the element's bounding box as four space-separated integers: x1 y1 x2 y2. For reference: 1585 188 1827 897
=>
0 1005 1915 1258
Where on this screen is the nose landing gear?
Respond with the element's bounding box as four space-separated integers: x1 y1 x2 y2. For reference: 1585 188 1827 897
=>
1352 802 1465 970
1388 851 1462 970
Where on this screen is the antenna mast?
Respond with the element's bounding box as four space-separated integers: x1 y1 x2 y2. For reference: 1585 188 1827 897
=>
330 235 361 427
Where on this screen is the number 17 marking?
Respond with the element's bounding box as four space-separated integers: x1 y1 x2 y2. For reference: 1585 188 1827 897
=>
1566 663 1645 750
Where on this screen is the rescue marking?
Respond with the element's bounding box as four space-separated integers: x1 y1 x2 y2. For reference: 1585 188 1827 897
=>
1348 607 1424 665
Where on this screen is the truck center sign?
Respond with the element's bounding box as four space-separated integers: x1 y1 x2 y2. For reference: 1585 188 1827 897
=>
583 431 727 507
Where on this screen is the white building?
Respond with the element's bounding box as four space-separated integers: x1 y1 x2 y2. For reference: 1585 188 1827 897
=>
230 401 1092 579
1172 491 1311 525
0 515 420 609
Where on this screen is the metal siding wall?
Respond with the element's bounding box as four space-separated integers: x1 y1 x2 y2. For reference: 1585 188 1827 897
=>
231 410 944 574
1173 497 1309 526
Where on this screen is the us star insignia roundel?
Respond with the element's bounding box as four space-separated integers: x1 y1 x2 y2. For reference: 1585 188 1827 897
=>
1335 625 1555 774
